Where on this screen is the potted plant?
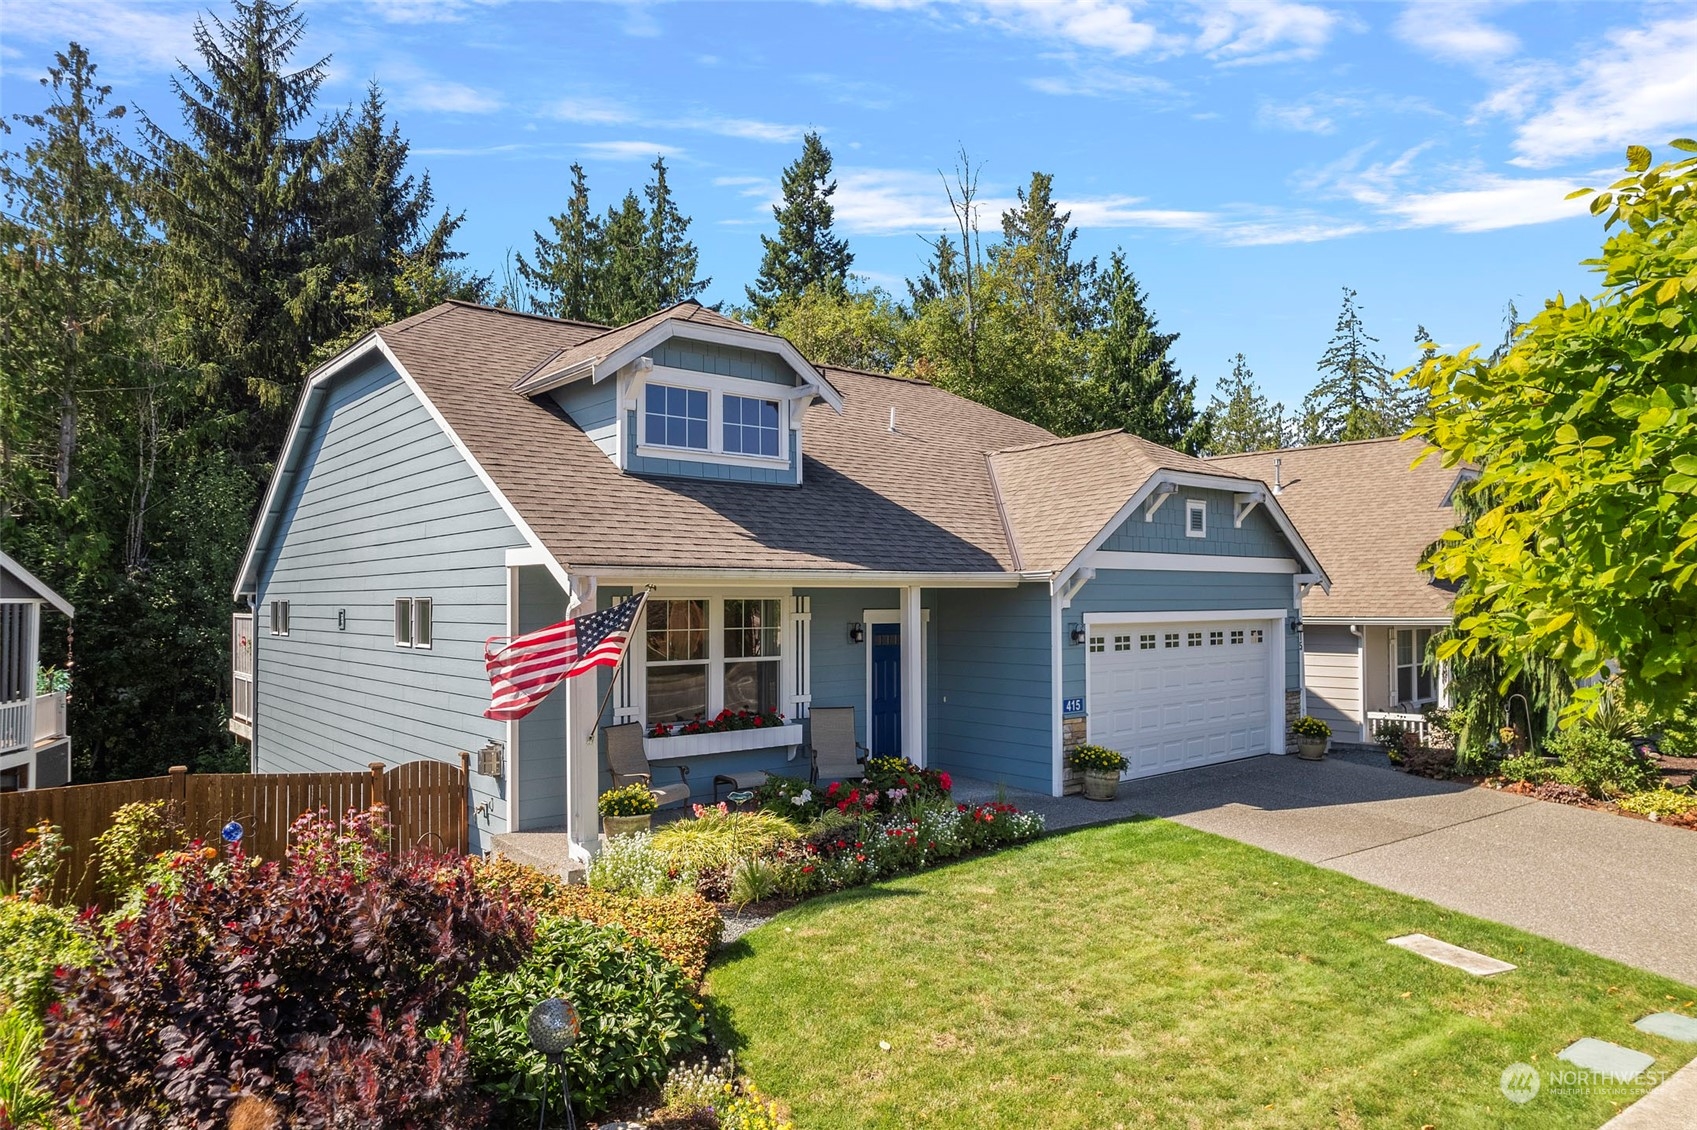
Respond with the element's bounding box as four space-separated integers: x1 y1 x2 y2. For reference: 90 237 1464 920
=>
1067 744 1129 801
598 782 658 836
1291 715 1331 760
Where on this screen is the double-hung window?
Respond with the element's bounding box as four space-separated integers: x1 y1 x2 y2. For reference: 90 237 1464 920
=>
644 384 709 451
644 596 785 725
1395 627 1436 705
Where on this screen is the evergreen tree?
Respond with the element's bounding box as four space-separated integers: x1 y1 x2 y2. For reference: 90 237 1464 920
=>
1079 252 1206 451
143 0 332 457
515 162 598 320
995 170 1091 331
315 81 487 357
1300 287 1413 443
0 44 147 505
594 188 653 325
642 155 707 311
1203 354 1287 455
745 131 852 323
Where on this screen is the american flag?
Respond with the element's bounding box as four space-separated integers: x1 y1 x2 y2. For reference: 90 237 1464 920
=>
482 593 646 722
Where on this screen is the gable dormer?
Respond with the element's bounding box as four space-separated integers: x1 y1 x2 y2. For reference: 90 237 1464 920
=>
515 305 842 486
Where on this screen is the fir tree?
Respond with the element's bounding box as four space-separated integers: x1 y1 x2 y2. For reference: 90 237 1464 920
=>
515 162 598 320
143 0 332 455
1081 252 1206 451
1300 287 1412 444
995 170 1091 330
642 155 707 311
1203 354 1287 455
745 131 852 323
594 188 653 325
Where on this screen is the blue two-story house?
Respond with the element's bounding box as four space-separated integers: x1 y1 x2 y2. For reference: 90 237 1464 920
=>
232 300 1327 858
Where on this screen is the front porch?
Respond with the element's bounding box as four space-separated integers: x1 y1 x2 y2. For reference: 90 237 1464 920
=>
0 559 75 792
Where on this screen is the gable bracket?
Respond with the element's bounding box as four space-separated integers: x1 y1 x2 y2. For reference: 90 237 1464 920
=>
1234 490 1265 529
1058 567 1096 608
1143 483 1178 522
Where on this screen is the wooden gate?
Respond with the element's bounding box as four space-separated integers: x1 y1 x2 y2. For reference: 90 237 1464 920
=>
0 754 469 906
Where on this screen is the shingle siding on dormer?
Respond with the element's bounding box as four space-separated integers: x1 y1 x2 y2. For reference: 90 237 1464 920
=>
652 339 799 385
1099 488 1294 558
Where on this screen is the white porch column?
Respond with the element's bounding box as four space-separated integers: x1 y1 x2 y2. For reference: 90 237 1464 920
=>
563 576 598 864
900 585 924 766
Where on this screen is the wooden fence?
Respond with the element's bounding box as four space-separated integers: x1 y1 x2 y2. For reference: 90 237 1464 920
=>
0 755 469 907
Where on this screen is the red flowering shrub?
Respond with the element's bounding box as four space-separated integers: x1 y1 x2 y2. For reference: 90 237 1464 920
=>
40 807 533 1129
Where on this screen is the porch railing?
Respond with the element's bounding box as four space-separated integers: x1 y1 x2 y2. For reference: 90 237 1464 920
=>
33 692 65 743
1366 711 1433 746
0 699 27 755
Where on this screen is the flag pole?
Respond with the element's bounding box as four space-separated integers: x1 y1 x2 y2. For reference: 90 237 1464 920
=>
586 590 649 742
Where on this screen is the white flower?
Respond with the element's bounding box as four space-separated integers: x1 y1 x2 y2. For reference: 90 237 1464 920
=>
792 788 812 806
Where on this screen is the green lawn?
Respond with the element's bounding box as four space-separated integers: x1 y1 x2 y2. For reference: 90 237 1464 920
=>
707 819 1697 1129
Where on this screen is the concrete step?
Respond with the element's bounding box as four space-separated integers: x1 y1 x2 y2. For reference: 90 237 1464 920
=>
488 831 587 884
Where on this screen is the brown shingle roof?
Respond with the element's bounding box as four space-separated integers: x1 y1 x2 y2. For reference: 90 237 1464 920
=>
989 430 1256 573
377 302 1052 574
1208 437 1461 620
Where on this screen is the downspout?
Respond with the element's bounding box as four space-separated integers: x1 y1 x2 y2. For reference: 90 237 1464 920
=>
1350 624 1365 743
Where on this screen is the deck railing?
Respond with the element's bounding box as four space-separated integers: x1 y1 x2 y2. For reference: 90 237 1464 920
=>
1366 711 1434 746
0 699 29 755
32 692 65 743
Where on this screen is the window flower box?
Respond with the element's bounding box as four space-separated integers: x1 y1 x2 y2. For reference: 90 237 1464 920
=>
645 722 804 761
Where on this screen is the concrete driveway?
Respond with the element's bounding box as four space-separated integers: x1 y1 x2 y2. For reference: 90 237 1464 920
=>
961 755 1697 985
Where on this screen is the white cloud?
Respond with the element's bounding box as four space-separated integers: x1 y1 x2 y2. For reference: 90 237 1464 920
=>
679 115 810 144
1377 174 1592 231
394 79 503 115
1258 99 1341 135
1026 65 1169 98
1190 0 1343 66
579 140 685 161
2 0 199 71
548 97 638 125
363 0 509 23
1393 2 1519 63
1507 14 1697 166
968 0 1166 57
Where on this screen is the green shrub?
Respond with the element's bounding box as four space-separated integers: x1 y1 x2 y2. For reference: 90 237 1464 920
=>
1066 743 1128 773
1496 754 1551 783
727 856 785 910
0 1007 56 1129
0 897 94 1018
1548 727 1661 797
460 914 706 1118
1616 789 1697 817
541 885 722 983
93 800 180 897
754 773 822 820
587 832 697 897
650 807 800 873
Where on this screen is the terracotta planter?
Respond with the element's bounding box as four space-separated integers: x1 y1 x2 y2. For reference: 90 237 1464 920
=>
1296 736 1328 761
602 814 652 837
1081 768 1122 801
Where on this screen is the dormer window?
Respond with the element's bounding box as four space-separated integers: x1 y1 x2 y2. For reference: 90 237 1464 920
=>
723 395 781 458
645 384 709 451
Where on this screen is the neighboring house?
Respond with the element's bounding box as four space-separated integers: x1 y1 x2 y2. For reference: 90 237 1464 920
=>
232 300 1327 856
1209 438 1466 744
0 550 73 792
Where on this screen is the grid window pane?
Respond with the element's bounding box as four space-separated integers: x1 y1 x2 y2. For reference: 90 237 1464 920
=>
1113 634 1131 651
647 665 707 723
1209 631 1223 646
1164 633 1179 648
1088 636 1104 653
645 383 709 451
724 659 779 714
1250 629 1264 644
1231 630 1244 644
1187 632 1202 647
647 599 707 662
724 395 781 457
724 599 782 658
1140 634 1155 650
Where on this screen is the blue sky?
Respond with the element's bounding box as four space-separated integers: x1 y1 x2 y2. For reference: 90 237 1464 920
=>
4 1 1695 408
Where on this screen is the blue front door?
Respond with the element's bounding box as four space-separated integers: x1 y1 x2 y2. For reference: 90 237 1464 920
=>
871 623 902 757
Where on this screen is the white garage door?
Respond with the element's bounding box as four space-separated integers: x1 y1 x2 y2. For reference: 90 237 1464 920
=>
1087 620 1273 779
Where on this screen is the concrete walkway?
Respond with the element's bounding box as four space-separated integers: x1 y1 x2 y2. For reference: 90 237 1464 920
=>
956 754 1697 986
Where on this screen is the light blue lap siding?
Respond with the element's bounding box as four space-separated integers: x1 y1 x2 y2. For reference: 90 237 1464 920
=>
1061 569 1300 704
1101 487 1295 558
653 340 800 385
253 359 522 852
932 584 1054 794
550 380 619 459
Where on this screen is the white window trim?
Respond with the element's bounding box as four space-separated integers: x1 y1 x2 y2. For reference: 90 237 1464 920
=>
1393 627 1437 706
630 367 794 467
1185 498 1207 538
638 592 793 729
861 607 930 760
270 600 289 637
394 596 433 650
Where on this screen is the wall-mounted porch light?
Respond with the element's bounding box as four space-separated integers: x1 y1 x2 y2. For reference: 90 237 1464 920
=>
1070 624 1087 645
849 622 866 644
